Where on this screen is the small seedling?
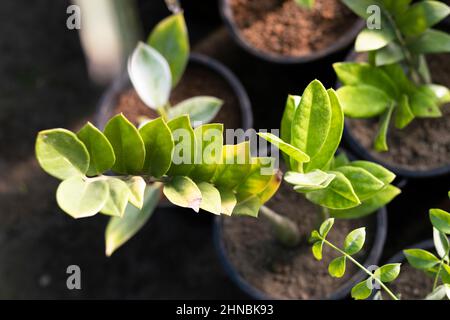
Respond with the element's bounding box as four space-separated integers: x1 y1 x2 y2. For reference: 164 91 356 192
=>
128 13 223 125
36 114 280 255
334 0 450 151
310 218 400 300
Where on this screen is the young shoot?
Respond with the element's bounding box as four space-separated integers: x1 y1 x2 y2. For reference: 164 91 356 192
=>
334 0 450 151
128 13 223 126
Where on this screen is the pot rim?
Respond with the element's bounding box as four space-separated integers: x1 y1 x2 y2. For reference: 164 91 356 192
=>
213 205 388 300
219 0 365 64
94 52 253 130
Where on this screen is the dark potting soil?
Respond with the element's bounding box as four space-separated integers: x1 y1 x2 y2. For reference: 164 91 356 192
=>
228 0 357 57
347 54 450 171
222 178 374 299
114 64 242 129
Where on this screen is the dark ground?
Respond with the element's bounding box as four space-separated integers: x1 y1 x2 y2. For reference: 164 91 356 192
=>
0 0 448 299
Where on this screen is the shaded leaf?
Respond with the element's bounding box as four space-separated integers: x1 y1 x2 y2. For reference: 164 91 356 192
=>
395 95 415 129
122 176 146 209
232 196 261 218
166 115 196 177
163 176 202 212
100 177 131 217
404 248 440 270
351 280 372 300
374 103 394 152
408 29 450 54
218 187 237 216
168 96 223 124
430 208 450 234
197 182 221 215
433 227 450 259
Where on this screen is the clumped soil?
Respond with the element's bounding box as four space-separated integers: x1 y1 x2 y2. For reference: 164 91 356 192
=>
222 179 375 299
114 63 242 129
347 54 450 171
228 0 357 57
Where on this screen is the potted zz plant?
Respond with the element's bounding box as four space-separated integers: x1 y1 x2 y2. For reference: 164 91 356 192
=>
35 113 280 256
215 80 400 299
219 0 365 63
96 11 252 132
334 0 450 178
312 195 450 300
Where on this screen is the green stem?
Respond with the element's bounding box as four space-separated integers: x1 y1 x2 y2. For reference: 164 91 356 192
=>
322 238 399 300
157 104 170 121
433 261 444 291
259 205 301 247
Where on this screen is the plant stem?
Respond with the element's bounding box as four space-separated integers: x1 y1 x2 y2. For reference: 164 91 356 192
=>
433 261 444 291
322 238 399 300
259 205 301 247
157 104 169 121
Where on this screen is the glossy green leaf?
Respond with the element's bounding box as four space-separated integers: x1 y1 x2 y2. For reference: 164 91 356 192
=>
383 0 411 16
305 89 344 171
285 170 335 192
139 117 174 178
375 42 405 66
397 1 450 37
128 42 171 108
166 115 196 177
395 95 415 129
374 104 394 152
56 176 108 218
312 241 324 260
355 28 395 52
319 218 334 238
100 177 131 217
168 96 223 124
290 80 331 170
331 153 350 169
410 87 442 118
105 184 161 256
257 170 282 204
351 280 372 300
336 166 385 201
36 129 89 180
374 263 401 282
433 227 450 259
404 248 440 270
280 95 301 154
337 85 390 118
104 114 145 174
213 142 251 189
197 182 221 215
232 196 261 217
218 187 237 216
430 208 450 234
257 132 310 164
329 256 346 278
236 157 275 199
148 13 189 87
342 0 383 18
350 161 395 185
122 176 146 209
380 63 416 94
306 171 360 210
344 227 366 255
163 176 202 212
408 29 450 54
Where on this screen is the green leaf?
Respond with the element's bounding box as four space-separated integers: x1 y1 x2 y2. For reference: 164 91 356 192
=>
257 132 310 164
383 0 411 16
395 95 415 129
342 0 382 18
139 117 174 178
232 196 261 217
410 87 442 118
148 13 189 87
397 1 450 37
218 187 237 216
351 280 373 300
319 218 334 238
305 89 344 171
380 63 416 94
168 96 223 124
335 166 385 201
36 129 89 180
312 241 324 260
166 115 196 177
374 263 401 282
426 284 450 300
306 171 361 210
404 248 440 270
280 95 301 160
122 176 146 209
163 176 202 212
426 84 450 105
190 123 223 181
337 85 390 118
56 176 108 218
257 170 282 204
375 42 405 66
433 227 450 259
329 256 346 278
197 182 221 215
100 177 131 217
334 62 398 99
104 114 145 174
408 29 450 54
105 184 161 256
330 185 400 219
236 157 275 198
310 230 321 243
128 42 171 108
355 28 395 52
344 227 366 255
430 208 450 234
331 153 350 169
374 104 394 152
290 80 331 170
285 170 335 192
294 0 314 9
350 161 395 185
77 122 115 176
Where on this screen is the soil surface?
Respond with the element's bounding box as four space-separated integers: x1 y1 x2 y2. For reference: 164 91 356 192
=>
222 177 375 299
347 54 450 171
228 0 357 57
114 63 242 129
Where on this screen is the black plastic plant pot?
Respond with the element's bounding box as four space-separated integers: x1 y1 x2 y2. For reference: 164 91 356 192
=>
95 53 253 130
213 207 388 300
219 0 364 64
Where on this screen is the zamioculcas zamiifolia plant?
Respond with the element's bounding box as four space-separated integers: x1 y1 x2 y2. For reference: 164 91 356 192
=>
334 0 450 151
128 12 223 125
257 80 400 246
35 114 280 256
